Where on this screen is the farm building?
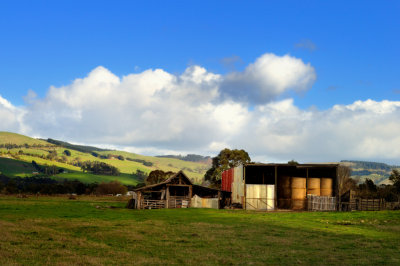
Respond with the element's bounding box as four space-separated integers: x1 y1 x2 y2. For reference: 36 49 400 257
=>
134 171 223 209
221 163 339 211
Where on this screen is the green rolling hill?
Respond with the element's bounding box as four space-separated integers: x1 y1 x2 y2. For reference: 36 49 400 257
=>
0 132 52 146
0 132 211 185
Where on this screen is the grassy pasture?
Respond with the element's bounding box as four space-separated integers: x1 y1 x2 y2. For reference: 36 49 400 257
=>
0 157 37 177
55 172 139 186
0 157 139 186
0 196 399 265
0 132 51 146
1 148 208 184
0 132 210 184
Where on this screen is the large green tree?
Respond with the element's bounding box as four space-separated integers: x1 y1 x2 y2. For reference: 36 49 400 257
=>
389 169 400 193
145 170 175 185
204 148 251 187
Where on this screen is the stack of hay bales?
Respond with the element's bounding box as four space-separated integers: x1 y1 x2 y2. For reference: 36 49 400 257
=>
291 177 306 210
320 178 333 196
307 178 321 196
278 176 333 210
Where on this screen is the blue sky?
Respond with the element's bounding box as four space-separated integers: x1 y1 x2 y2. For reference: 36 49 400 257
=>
0 1 400 163
1 1 398 107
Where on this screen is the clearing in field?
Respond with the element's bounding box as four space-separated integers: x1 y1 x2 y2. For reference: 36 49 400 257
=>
0 196 399 265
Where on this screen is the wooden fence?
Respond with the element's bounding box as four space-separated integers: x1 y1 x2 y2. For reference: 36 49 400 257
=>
307 195 336 211
341 198 386 211
356 199 385 211
168 196 190 208
141 199 165 209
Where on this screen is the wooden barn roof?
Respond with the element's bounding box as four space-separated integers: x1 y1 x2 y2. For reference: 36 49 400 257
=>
134 170 221 194
134 170 193 192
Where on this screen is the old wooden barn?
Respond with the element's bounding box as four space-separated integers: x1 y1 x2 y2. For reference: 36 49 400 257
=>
134 171 222 209
221 163 339 211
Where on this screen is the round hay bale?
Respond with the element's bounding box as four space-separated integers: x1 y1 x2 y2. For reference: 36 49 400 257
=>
291 188 306 199
320 178 332 189
308 178 320 189
307 178 321 195
320 178 333 196
320 188 333 196
292 199 306 210
291 177 306 188
307 188 321 196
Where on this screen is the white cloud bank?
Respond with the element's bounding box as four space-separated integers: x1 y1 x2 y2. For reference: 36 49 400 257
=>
0 95 25 133
1 52 400 164
220 53 316 103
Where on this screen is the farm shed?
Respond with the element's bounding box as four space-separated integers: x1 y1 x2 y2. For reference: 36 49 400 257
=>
221 163 339 211
134 171 222 209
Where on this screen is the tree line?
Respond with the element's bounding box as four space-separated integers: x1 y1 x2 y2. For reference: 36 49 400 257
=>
0 143 53 149
80 161 120 176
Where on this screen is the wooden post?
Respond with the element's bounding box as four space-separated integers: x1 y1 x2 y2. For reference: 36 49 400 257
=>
166 186 170 209
306 168 309 195
274 166 278 209
188 185 192 207
243 166 246 209
138 192 142 209
218 191 221 209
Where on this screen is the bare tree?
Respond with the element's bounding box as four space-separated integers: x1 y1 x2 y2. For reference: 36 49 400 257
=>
337 165 354 210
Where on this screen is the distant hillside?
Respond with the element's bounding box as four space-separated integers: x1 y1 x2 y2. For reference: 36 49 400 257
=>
0 132 51 146
156 154 211 164
0 132 210 185
45 138 111 153
341 160 399 185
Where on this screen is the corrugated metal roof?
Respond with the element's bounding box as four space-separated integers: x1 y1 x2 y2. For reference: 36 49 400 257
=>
244 163 339 167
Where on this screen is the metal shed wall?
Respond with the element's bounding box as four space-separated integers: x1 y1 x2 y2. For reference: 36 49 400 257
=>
191 195 219 209
231 165 244 205
245 184 275 210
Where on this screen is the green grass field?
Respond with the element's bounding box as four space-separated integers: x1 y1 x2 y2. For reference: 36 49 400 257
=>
0 157 37 177
0 132 51 146
0 131 209 184
0 157 139 186
0 196 399 265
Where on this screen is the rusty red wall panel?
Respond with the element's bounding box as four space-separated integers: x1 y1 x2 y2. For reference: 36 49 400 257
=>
221 170 226 191
221 168 233 192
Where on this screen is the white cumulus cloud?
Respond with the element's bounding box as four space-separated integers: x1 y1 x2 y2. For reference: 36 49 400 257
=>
0 52 399 164
0 95 25 133
220 53 316 104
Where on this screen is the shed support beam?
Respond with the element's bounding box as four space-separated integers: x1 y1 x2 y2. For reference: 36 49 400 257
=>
306 168 309 195
189 185 192 207
274 166 278 209
166 187 170 209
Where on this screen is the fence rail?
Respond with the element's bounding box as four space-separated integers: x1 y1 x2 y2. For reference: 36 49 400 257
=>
141 199 165 209
341 198 386 211
358 199 384 211
168 197 190 208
